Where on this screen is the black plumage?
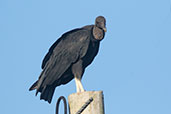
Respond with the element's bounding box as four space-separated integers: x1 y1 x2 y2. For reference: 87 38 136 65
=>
29 16 107 103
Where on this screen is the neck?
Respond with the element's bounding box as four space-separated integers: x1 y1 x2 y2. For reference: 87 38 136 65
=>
92 26 104 41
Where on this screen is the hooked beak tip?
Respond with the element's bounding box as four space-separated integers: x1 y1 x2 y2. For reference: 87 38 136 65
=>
103 28 107 32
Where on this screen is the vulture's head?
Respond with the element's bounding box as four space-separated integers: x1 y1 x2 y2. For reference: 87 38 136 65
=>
93 16 107 40
95 16 107 32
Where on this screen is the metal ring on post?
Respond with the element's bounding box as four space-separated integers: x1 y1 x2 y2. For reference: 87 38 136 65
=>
56 96 67 114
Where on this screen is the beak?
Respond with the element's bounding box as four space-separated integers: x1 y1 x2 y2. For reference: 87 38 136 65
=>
103 27 107 32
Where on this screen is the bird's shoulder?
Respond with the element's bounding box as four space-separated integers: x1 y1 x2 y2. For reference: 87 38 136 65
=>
61 25 94 41
41 25 94 69
50 25 94 48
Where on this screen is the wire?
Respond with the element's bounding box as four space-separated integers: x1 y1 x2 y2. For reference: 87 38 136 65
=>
76 97 93 114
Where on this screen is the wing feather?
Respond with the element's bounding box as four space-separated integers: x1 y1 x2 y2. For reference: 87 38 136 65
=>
41 28 82 69
39 29 91 88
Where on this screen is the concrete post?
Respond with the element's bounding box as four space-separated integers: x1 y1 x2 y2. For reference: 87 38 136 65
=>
68 91 104 114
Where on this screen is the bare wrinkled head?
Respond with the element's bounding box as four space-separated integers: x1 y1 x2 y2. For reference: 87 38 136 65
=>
93 16 107 41
95 16 107 32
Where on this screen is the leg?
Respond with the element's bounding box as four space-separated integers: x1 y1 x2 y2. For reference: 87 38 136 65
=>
72 60 85 92
77 79 85 92
74 77 85 92
74 77 80 92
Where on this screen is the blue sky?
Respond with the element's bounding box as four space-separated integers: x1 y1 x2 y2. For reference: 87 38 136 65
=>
0 0 171 114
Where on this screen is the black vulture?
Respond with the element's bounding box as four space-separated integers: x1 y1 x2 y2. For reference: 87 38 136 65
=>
29 16 107 103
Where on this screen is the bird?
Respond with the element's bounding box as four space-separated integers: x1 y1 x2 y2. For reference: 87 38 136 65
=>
29 16 107 103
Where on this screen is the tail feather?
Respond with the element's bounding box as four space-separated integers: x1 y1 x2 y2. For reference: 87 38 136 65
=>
29 75 56 103
40 86 55 104
29 81 38 91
